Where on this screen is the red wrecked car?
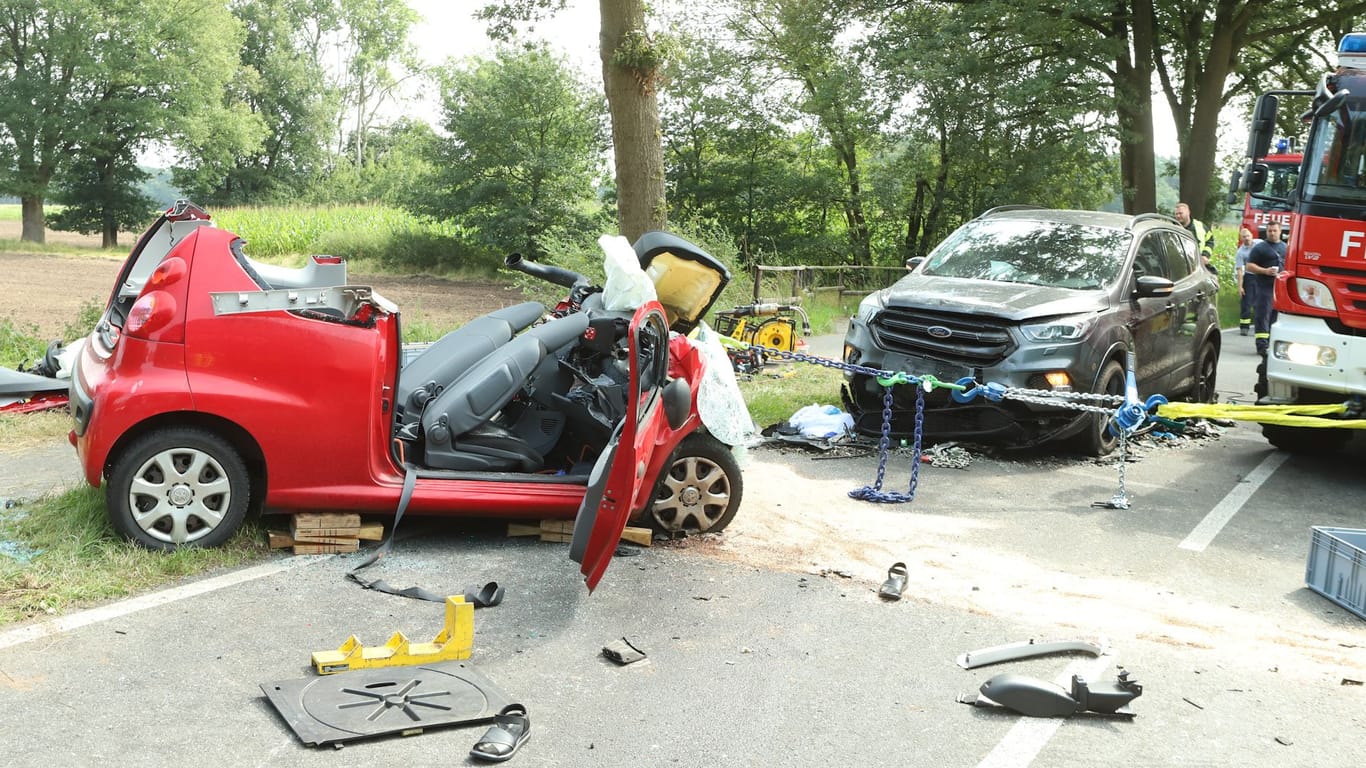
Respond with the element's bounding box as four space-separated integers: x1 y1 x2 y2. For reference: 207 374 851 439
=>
69 201 744 589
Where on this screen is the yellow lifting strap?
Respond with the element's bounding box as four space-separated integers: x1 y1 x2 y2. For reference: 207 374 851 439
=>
1156 401 1366 429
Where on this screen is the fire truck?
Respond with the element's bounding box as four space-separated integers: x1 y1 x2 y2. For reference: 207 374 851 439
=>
1238 33 1366 452
1229 143 1299 239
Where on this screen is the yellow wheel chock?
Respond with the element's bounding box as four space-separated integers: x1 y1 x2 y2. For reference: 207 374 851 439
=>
311 595 474 675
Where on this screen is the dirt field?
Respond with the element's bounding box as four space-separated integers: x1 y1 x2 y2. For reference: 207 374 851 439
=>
0 222 523 340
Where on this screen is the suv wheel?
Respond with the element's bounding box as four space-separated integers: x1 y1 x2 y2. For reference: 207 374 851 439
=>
1191 340 1218 403
1072 359 1125 457
107 427 251 550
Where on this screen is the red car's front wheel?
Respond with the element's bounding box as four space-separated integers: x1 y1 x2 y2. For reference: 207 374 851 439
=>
647 434 743 535
106 427 251 550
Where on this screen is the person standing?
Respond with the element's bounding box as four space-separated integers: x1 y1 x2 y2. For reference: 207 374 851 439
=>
1174 202 1218 276
1233 227 1258 336
1245 220 1286 356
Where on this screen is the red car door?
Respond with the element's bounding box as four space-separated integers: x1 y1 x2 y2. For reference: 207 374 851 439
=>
570 303 673 591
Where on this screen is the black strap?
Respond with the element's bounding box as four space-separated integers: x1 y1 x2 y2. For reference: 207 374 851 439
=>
346 468 445 602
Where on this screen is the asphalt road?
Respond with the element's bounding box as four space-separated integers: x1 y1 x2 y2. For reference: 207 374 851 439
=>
1 328 1364 767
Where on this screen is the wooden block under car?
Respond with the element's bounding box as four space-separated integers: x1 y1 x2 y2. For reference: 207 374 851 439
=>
292 539 360 555
505 520 652 547
292 512 362 529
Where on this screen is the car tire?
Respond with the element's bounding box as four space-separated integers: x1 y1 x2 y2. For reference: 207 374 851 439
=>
1073 359 1126 457
1191 339 1218 403
1263 423 1352 454
106 427 251 551
647 433 743 535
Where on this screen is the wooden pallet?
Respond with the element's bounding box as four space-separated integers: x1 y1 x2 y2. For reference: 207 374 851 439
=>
507 519 653 547
268 512 384 554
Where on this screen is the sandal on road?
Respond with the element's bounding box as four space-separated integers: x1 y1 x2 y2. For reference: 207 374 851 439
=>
470 703 530 762
879 562 908 600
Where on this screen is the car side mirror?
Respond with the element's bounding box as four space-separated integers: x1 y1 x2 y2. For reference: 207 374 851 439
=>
905 256 924 271
1134 275 1175 298
662 377 691 430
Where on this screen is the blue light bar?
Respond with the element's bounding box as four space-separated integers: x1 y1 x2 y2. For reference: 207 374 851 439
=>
1339 33 1366 68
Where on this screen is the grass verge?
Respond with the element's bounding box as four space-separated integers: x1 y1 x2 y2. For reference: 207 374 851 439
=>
0 486 270 626
739 363 847 430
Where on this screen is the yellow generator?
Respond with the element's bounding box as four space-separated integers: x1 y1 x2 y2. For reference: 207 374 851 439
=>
713 303 812 371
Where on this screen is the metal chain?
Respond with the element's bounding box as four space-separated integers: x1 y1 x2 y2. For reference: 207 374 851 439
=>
848 384 923 503
744 342 1140 507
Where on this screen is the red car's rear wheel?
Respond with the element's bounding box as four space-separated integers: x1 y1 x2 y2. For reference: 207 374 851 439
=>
106 427 251 550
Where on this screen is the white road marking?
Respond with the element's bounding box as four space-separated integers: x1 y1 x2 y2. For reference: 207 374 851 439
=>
0 556 326 652
1179 451 1290 552
975 653 1113 768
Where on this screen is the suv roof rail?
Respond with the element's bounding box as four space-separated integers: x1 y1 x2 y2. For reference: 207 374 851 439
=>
976 204 1044 219
1129 212 1180 231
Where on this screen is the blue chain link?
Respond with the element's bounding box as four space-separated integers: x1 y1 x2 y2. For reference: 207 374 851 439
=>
848 383 924 503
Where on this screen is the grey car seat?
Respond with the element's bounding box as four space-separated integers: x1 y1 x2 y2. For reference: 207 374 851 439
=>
397 302 545 416
421 312 590 472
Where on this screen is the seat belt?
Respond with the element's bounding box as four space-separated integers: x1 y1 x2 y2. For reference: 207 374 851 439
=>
345 467 446 603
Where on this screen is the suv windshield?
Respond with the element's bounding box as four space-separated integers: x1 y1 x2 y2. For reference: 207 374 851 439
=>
919 219 1131 291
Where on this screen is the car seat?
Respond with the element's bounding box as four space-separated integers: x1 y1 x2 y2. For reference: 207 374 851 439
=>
421 312 591 472
397 302 545 416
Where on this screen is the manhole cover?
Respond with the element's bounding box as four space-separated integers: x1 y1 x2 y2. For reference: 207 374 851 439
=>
261 661 513 746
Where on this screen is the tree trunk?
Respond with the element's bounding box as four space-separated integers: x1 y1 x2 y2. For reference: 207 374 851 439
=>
1115 0 1157 215
835 141 871 265
1177 20 1237 222
20 197 46 244
599 0 667 241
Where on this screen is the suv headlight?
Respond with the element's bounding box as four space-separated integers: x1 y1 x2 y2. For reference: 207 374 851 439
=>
856 292 885 324
1020 314 1098 342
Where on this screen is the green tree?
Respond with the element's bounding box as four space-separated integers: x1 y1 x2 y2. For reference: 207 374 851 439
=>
1152 1 1366 221
661 39 843 265
479 0 666 239
49 0 246 246
412 46 606 258
0 1 107 242
175 0 343 203
330 0 420 170
730 0 892 265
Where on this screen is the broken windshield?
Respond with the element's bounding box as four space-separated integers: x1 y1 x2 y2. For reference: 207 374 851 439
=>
919 219 1130 291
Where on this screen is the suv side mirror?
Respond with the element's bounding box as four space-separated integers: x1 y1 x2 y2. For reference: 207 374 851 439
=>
905 256 924 271
1134 275 1175 298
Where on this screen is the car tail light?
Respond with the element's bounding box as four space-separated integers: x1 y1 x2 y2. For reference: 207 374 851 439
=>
124 290 179 340
145 256 187 292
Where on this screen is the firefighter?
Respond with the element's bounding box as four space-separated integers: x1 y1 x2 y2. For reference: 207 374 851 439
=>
1174 202 1218 276
1245 220 1286 356
1233 227 1258 336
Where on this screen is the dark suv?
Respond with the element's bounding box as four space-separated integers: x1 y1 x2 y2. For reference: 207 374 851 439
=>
841 207 1221 455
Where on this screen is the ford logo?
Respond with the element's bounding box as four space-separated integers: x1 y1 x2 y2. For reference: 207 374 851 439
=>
927 325 952 339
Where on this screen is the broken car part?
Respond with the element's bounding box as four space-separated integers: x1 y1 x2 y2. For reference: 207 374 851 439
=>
261 660 512 747
956 637 1107 670
601 636 647 665
959 669 1142 718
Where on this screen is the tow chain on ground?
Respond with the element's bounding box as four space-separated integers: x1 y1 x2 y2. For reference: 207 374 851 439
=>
748 344 1150 507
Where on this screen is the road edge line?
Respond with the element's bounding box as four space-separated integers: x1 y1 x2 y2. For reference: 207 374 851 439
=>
0 555 328 652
